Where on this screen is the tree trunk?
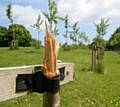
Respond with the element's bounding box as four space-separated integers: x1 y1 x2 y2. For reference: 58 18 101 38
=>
13 24 15 47
36 31 40 48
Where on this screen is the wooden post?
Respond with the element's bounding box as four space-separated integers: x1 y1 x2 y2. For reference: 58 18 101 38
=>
43 91 60 107
42 76 60 107
42 22 60 107
92 44 97 71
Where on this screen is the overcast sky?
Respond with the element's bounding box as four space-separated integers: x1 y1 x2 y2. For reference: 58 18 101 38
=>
0 0 120 44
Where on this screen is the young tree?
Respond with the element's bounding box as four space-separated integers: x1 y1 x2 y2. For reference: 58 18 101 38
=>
70 21 88 45
32 14 43 48
92 18 109 73
70 21 80 45
63 14 69 45
42 0 64 37
6 3 17 49
78 32 88 45
93 18 109 50
93 18 109 46
94 18 109 37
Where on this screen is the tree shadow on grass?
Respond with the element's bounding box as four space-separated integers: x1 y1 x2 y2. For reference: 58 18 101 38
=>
81 66 92 72
25 50 35 54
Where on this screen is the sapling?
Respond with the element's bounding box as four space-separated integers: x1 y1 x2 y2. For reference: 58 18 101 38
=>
32 14 43 48
93 18 109 73
6 3 18 49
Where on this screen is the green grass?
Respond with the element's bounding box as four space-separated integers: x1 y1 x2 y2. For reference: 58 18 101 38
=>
0 47 44 67
0 47 120 107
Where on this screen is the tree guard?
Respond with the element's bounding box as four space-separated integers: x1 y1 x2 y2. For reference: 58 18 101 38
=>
92 43 104 73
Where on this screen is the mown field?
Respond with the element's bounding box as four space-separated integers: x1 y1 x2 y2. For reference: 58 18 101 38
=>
0 47 120 107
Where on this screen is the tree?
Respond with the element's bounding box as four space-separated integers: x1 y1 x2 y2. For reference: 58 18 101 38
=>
92 18 109 73
32 14 43 48
94 18 109 37
0 26 8 47
70 21 80 45
78 32 88 45
6 3 13 24
42 0 64 37
70 21 88 45
93 18 109 46
106 26 120 51
7 24 32 46
6 3 17 49
63 14 69 45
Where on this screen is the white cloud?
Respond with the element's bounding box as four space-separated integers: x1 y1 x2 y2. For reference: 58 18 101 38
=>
0 5 6 20
12 5 45 28
58 0 95 22
58 0 120 23
106 9 120 20
0 4 46 29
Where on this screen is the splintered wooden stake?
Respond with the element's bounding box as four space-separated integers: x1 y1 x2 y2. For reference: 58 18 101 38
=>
42 22 60 107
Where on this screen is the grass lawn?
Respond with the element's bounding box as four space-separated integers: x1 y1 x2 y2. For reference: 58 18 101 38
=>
0 47 120 107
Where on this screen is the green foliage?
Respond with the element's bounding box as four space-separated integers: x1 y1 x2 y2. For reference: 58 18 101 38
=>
93 18 109 45
7 24 32 47
42 0 64 36
93 18 109 46
79 32 89 44
63 14 71 50
106 26 120 51
70 21 80 44
54 25 59 36
70 21 88 45
63 15 69 38
6 3 18 50
0 26 9 47
0 24 33 47
32 14 43 48
6 3 13 23
62 43 72 51
94 18 109 37
64 15 69 29
93 36 105 47
32 14 43 30
92 18 109 74
63 15 69 44
31 38 41 48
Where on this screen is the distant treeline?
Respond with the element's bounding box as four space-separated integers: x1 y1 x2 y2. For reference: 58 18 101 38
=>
0 24 41 47
88 26 120 52
106 26 120 51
